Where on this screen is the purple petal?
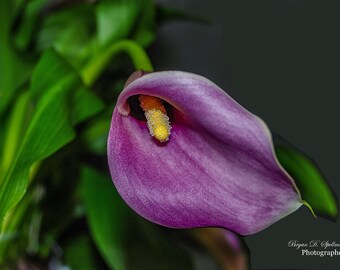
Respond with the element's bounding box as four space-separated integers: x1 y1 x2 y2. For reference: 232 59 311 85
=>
108 71 302 235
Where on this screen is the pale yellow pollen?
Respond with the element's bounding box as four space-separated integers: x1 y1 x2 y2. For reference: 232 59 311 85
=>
144 109 171 142
139 95 172 142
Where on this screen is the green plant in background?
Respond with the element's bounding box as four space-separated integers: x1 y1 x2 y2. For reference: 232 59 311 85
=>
0 0 337 269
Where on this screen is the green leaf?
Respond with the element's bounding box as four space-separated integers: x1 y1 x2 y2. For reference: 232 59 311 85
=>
81 167 128 270
0 72 76 232
95 0 140 47
73 86 105 124
0 1 32 116
80 166 194 270
0 49 104 231
30 47 104 122
275 143 338 221
37 3 96 68
30 46 79 101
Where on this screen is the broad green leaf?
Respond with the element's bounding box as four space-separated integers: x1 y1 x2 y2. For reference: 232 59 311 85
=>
30 47 104 122
96 0 140 47
275 144 338 220
80 166 194 270
73 88 105 126
0 74 76 231
81 167 129 270
0 49 104 231
37 3 96 68
0 1 32 116
30 46 83 100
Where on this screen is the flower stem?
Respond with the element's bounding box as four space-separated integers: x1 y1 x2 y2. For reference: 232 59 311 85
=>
81 39 154 87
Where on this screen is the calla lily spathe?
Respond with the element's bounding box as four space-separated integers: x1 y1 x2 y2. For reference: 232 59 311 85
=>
107 71 302 235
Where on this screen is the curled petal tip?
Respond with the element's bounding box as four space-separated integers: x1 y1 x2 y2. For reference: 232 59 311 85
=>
124 70 146 87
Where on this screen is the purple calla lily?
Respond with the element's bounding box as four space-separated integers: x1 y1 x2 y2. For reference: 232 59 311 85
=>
107 71 302 235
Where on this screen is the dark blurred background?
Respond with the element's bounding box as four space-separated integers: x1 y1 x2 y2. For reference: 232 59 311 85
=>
151 0 340 269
